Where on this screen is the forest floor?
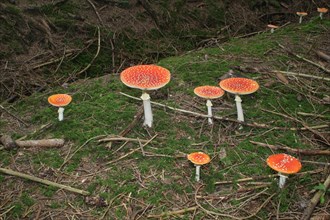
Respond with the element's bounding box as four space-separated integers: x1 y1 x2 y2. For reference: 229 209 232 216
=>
1 0 330 219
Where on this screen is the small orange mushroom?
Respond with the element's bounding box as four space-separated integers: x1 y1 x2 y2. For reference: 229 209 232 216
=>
296 12 308 24
187 152 210 181
267 24 279 33
48 94 72 121
317 8 328 19
267 153 302 188
120 65 171 127
219 77 259 122
194 86 225 125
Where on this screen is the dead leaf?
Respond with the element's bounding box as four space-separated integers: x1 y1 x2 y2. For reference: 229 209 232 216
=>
276 72 289 84
264 80 275 87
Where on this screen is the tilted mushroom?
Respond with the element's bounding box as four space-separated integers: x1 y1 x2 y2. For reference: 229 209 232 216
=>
194 86 225 125
187 152 210 182
267 24 279 34
296 12 308 24
48 94 72 121
317 8 328 19
120 65 171 127
219 77 259 122
267 153 302 188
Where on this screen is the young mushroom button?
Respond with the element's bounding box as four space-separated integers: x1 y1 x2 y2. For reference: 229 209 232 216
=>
120 65 171 128
219 78 259 122
267 153 302 188
317 8 328 19
296 12 308 24
267 24 279 34
48 94 72 121
194 86 225 125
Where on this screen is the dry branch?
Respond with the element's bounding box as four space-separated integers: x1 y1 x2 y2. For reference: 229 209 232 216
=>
147 206 198 218
0 167 89 196
250 141 330 156
120 92 329 131
301 174 330 220
98 136 149 143
278 43 330 74
0 135 64 150
86 0 104 26
0 105 29 126
106 134 157 165
315 51 330 62
273 70 330 81
214 169 323 185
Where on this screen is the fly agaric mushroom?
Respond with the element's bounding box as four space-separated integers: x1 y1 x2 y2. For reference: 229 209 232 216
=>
267 24 279 33
317 8 328 19
187 152 210 182
296 12 308 24
219 77 259 122
48 94 72 121
267 153 302 188
120 65 171 127
194 86 225 125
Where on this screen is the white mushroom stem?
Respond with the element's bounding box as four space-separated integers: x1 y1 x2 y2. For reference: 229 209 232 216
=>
235 95 244 122
319 13 324 19
299 16 303 24
58 107 64 121
141 92 153 128
270 28 274 34
195 165 201 182
206 100 213 125
278 173 288 188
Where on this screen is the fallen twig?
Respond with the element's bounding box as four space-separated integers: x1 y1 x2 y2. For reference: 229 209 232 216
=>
106 134 157 165
0 167 89 196
98 136 149 143
0 105 29 126
147 206 198 218
120 92 329 131
273 70 330 81
31 51 75 70
119 107 144 137
250 141 330 156
0 135 65 150
301 174 330 220
86 0 104 26
278 43 330 74
59 134 107 170
194 185 275 219
215 169 323 185
315 50 330 62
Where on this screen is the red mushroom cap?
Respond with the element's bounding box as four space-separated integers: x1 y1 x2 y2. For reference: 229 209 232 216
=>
267 153 302 174
48 94 72 107
219 77 259 95
187 152 211 165
120 65 171 90
194 86 225 99
317 8 328 13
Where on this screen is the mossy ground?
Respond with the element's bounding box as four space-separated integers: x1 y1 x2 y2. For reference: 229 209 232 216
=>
1 16 330 219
